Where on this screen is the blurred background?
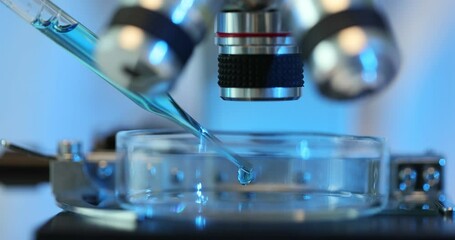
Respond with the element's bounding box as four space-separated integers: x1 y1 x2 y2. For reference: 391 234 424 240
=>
0 0 454 235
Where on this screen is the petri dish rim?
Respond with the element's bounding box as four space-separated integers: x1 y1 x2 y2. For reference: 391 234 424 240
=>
116 129 389 222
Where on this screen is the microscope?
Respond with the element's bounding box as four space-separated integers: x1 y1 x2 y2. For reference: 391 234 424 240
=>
2 1 455 239
93 0 401 187
95 0 399 102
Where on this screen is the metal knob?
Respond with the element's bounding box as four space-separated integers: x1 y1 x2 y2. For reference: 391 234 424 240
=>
57 140 84 162
422 166 441 192
398 166 417 192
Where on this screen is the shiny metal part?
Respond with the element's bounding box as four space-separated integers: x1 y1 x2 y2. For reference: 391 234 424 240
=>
398 166 417 192
125 0 216 45
215 11 298 55
390 152 446 201
97 32 181 94
216 35 295 46
0 139 55 160
50 142 128 219
283 0 373 34
96 0 221 97
95 0 398 102
308 28 398 99
283 0 399 100
57 140 84 162
51 158 136 221
58 200 137 223
218 46 298 55
423 166 441 188
217 10 287 33
221 87 301 101
436 199 454 217
216 10 302 101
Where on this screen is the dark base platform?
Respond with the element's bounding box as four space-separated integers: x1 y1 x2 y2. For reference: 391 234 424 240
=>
36 207 455 240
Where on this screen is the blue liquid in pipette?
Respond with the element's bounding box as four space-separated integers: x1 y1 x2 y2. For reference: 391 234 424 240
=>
31 18 254 184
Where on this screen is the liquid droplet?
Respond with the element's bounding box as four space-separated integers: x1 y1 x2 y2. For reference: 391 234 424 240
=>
238 168 255 185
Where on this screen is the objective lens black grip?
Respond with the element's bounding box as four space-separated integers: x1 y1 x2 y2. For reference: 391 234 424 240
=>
110 6 195 65
218 54 304 88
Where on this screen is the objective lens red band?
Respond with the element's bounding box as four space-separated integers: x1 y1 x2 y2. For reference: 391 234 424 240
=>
216 32 291 38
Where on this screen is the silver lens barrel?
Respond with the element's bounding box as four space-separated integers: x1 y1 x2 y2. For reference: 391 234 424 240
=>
283 0 399 100
215 10 304 101
96 0 218 96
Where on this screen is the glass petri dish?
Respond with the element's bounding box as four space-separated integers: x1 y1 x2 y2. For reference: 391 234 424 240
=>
116 129 389 222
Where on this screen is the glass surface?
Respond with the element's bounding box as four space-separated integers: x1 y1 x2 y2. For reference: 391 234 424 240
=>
116 129 389 222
